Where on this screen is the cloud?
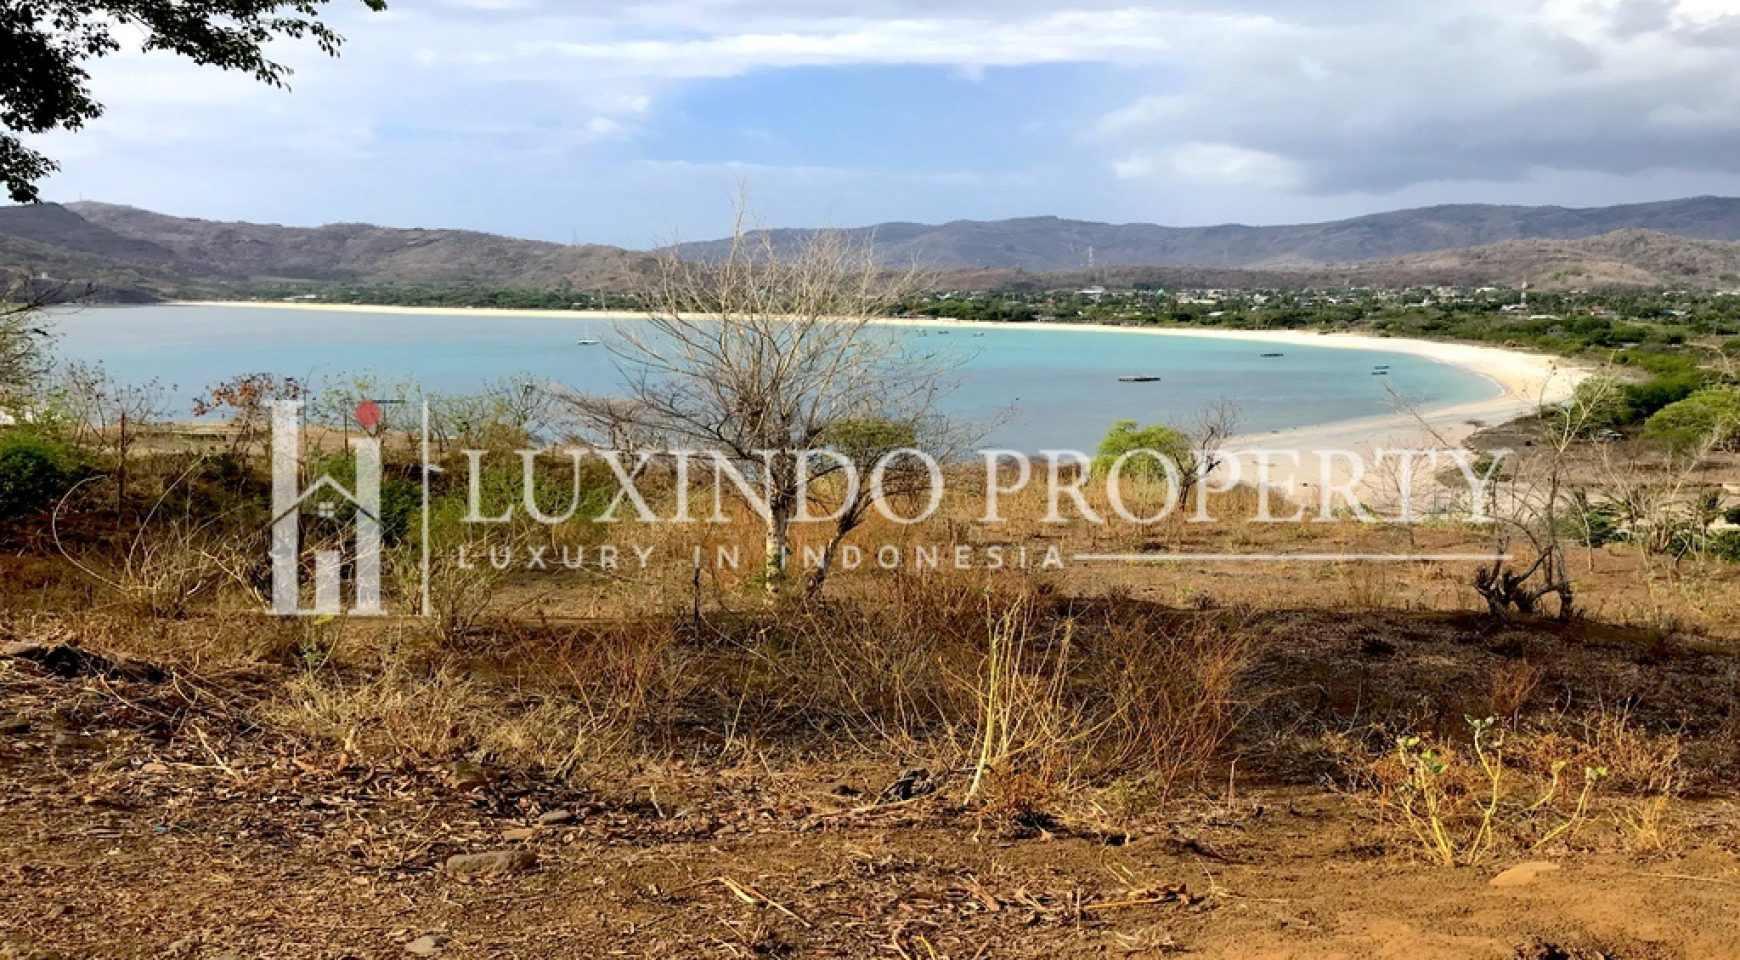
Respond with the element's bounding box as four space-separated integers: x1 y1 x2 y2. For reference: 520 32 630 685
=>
1092 0 1740 194
1116 143 1302 189
26 0 1740 244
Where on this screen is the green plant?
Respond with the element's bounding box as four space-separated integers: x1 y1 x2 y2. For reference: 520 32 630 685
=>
1382 716 1613 866
1644 387 1740 452
1707 530 1740 564
1092 420 1190 482
0 429 79 519
1390 718 1505 866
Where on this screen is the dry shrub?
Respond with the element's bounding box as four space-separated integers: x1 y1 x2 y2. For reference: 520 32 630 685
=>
1512 706 1682 794
265 616 683 774
55 511 262 618
1370 708 1687 865
267 664 614 774
1487 659 1548 722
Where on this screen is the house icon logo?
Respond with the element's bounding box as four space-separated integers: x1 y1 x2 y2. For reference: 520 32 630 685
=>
269 399 385 616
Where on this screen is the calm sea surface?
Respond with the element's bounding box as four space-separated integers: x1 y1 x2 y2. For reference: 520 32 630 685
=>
47 304 1498 450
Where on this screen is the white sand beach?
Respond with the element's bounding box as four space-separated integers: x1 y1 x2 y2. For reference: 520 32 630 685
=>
183 301 1588 495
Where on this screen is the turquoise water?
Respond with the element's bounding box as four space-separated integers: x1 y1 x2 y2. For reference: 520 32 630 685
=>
46 304 1498 450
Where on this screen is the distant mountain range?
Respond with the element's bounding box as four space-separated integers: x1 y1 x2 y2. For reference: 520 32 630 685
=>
671 196 1740 271
5 197 1740 299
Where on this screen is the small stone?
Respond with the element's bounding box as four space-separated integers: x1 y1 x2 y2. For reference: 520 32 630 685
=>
536 809 574 826
443 850 535 876
0 715 29 735
448 761 489 791
1490 861 1560 887
404 934 448 956
501 827 537 842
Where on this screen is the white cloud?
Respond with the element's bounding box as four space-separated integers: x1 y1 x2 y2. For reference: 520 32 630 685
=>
1092 0 1740 194
1116 143 1301 189
28 0 1740 242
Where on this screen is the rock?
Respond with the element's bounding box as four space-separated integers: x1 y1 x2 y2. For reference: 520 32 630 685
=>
878 768 937 803
50 731 104 752
1490 861 1561 887
404 934 448 956
0 715 29 735
1 643 164 683
536 809 574 826
448 761 489 791
443 850 535 876
501 827 538 842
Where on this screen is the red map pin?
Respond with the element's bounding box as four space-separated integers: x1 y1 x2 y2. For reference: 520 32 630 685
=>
355 400 383 428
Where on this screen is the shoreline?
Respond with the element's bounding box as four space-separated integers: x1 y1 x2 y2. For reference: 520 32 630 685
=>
173 299 1587 449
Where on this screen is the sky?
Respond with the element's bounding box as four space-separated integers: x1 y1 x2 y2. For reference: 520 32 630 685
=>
28 0 1740 247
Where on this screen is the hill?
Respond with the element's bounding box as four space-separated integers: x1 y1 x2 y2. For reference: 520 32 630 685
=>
941 230 1740 292
0 202 654 298
7 199 1740 300
675 197 1740 271
1325 229 1740 290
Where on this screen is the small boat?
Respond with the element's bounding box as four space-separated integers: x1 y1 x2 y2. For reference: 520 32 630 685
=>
1371 370 1389 376
577 338 600 346
1373 364 1390 370
1260 352 1284 358
1118 375 1162 383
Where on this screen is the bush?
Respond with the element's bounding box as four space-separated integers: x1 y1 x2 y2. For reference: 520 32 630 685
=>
1623 373 1703 422
1643 388 1740 452
0 430 80 520
1708 531 1740 564
1092 420 1191 482
1726 505 1740 527
1576 504 1625 547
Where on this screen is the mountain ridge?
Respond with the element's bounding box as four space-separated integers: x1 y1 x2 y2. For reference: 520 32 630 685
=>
671 197 1740 270
6 197 1740 296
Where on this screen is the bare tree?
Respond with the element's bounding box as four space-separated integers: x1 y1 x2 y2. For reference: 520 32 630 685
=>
1178 398 1240 508
56 362 172 511
567 212 953 590
192 372 306 455
1469 376 1618 620
0 280 54 417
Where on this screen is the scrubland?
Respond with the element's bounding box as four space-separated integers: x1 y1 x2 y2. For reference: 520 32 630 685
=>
3 420 1739 960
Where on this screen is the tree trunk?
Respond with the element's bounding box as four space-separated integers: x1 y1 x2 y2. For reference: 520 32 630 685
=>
764 502 792 593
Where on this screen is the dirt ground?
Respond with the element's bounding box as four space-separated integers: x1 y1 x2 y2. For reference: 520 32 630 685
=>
3 605 1737 960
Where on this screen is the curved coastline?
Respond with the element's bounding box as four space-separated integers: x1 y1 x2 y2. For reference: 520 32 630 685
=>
173 300 1587 450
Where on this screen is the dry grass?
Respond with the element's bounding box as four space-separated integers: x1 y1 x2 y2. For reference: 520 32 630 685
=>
1366 707 1688 866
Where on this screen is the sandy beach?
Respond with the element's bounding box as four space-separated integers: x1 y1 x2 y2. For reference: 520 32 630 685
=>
181 300 1588 494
